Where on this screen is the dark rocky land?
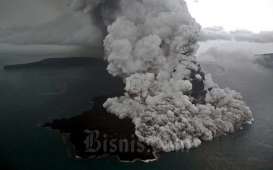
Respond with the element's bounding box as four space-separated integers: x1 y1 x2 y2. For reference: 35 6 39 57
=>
43 96 157 162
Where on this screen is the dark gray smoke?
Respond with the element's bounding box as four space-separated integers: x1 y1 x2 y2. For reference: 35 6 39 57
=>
71 0 120 37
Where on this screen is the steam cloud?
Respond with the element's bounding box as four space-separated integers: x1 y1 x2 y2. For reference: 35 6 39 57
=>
70 0 253 152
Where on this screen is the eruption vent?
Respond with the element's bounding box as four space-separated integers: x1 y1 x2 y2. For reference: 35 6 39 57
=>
71 0 254 152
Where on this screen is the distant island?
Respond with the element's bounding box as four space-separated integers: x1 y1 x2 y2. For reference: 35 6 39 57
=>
4 57 106 70
255 53 273 69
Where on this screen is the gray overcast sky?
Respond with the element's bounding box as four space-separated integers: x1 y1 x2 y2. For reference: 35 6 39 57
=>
186 0 273 32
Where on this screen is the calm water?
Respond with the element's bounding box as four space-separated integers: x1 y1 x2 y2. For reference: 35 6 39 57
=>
0 56 272 170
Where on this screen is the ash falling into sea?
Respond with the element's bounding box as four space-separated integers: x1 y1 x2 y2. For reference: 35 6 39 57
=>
69 0 254 152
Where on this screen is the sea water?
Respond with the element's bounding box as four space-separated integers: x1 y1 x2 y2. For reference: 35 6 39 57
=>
0 53 272 170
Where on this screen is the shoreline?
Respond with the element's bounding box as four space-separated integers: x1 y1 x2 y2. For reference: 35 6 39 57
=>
43 96 158 163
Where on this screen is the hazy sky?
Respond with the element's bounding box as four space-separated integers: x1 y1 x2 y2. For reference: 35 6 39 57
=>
0 0 272 32
0 0 67 28
186 0 273 32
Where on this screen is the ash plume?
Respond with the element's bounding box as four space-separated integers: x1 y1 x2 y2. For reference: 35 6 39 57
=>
70 0 254 152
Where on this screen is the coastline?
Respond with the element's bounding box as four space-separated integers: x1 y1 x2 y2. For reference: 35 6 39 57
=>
43 96 158 163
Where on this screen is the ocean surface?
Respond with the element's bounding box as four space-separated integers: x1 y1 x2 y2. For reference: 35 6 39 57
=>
0 54 272 170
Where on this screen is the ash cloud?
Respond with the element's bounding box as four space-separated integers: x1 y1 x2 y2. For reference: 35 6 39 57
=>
15 0 251 152
70 0 121 36
67 0 254 152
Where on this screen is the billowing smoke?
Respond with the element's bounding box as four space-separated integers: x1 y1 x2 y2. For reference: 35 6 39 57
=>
70 0 253 152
